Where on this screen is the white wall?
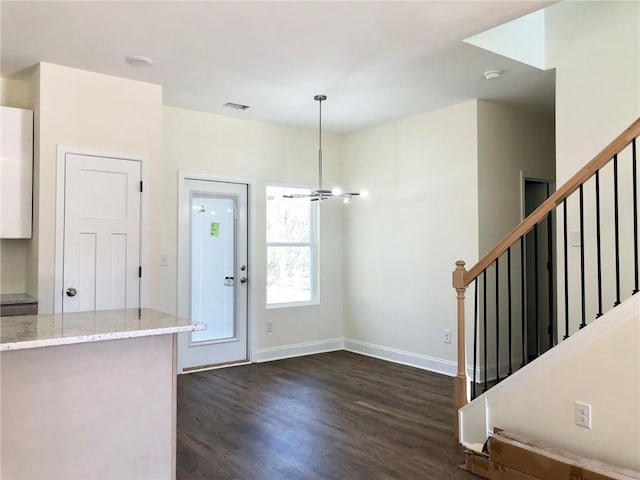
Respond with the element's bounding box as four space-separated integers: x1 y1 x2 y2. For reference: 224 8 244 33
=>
162 106 345 354
33 63 162 313
0 77 32 294
547 0 639 185
0 239 27 294
0 78 29 108
342 100 479 373
477 100 555 255
546 1 640 334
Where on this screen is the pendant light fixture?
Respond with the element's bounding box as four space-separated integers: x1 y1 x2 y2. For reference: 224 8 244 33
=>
284 95 361 203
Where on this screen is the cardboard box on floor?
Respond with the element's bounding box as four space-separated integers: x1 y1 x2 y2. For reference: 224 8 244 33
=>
465 451 536 480
486 430 640 480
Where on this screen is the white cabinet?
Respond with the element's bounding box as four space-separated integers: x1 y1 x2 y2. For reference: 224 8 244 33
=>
1 106 33 238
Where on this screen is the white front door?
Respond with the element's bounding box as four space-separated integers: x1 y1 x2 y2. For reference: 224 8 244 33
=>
61 153 141 312
177 178 249 373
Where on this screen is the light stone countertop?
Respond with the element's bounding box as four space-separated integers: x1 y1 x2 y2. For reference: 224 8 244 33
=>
0 308 205 352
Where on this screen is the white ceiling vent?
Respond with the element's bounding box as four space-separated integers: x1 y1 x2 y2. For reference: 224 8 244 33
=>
125 56 153 66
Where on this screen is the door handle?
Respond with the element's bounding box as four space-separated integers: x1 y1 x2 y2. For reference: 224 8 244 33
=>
240 277 248 284
66 287 78 297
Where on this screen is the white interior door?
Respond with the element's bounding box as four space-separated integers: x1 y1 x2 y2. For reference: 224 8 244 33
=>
178 178 249 373
62 154 141 312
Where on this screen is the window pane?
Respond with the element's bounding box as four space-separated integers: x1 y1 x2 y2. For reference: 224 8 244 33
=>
266 186 311 243
267 246 311 304
190 195 235 342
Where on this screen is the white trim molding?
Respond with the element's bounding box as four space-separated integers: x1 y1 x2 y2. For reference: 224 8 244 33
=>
254 338 344 363
344 338 457 377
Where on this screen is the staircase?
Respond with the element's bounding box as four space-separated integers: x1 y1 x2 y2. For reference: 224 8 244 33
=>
452 118 640 467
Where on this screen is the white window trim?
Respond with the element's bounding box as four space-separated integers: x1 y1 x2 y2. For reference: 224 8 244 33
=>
266 183 319 309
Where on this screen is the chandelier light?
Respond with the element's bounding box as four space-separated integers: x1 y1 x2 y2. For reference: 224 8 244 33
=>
284 95 361 203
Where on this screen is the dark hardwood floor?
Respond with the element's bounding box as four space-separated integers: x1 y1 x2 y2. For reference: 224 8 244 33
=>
177 351 476 480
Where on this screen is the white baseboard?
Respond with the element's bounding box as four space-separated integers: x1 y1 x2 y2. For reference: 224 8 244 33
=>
254 337 459 378
343 338 457 377
254 338 344 363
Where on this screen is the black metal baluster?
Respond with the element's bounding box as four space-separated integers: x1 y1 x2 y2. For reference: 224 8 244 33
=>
595 170 603 318
563 200 569 339
472 278 478 399
534 223 540 358
495 258 500 383
614 154 621 307
546 186 554 348
521 236 527 367
579 185 586 329
483 270 488 392
633 139 639 295
507 247 513 376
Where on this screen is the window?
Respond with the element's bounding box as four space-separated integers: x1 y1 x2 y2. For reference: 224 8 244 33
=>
266 185 318 307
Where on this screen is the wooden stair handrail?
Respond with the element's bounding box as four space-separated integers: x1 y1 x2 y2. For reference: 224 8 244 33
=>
464 117 640 286
453 117 640 440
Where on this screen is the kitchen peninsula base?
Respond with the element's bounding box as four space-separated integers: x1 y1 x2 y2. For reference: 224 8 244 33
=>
0 309 204 479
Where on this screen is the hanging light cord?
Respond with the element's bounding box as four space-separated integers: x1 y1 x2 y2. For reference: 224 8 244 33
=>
317 95 324 191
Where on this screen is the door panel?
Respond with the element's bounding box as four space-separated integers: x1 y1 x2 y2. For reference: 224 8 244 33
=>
76 233 97 312
178 179 248 373
110 233 128 306
62 154 141 313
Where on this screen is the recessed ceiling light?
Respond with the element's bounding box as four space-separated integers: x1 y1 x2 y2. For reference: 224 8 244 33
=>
224 102 250 111
126 56 153 67
483 70 502 80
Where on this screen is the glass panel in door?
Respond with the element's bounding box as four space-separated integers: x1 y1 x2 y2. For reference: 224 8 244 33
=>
190 194 235 343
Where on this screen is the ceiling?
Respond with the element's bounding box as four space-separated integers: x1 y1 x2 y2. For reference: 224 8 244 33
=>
0 1 555 134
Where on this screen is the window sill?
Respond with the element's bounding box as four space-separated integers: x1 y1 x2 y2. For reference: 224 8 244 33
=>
266 300 319 310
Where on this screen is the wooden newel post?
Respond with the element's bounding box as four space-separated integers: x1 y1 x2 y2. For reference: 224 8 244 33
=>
452 260 468 441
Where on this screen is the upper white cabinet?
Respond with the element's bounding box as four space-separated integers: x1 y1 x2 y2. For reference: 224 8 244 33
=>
1 106 33 238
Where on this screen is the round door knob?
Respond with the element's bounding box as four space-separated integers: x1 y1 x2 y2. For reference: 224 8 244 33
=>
66 287 78 297
240 277 248 284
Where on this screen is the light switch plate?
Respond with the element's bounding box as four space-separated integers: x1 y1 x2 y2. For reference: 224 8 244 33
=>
570 230 581 247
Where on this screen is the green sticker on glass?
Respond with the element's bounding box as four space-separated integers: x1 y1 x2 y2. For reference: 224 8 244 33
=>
210 222 220 237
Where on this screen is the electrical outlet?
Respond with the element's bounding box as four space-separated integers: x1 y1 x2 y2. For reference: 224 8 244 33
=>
160 254 169 266
266 320 273 333
575 401 592 428
443 329 452 344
